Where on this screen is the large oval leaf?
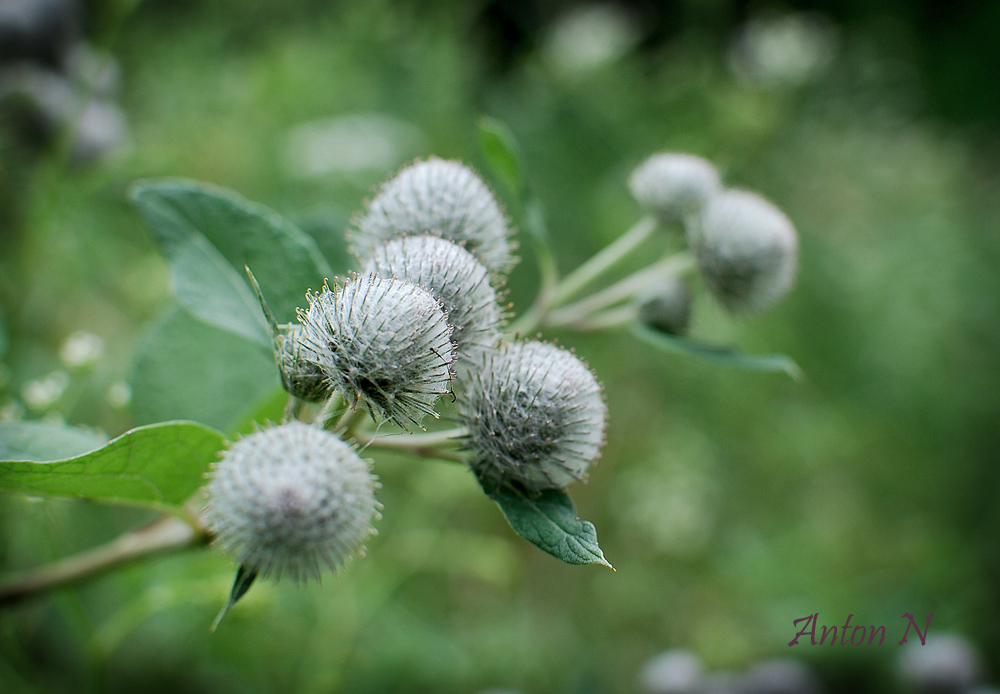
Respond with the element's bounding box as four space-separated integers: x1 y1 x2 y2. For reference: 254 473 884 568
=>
0 421 107 462
0 421 226 512
632 325 803 380
481 480 613 569
131 179 333 342
131 307 280 434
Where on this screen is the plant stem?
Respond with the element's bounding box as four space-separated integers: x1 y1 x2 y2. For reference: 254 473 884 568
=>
332 405 369 439
546 252 694 328
351 430 468 464
0 516 208 607
316 390 347 429
563 304 640 332
357 427 468 449
550 215 658 307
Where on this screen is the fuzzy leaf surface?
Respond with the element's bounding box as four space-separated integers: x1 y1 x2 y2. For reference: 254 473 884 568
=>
0 421 225 511
131 307 280 433
632 325 803 380
0 304 7 358
131 179 332 342
483 482 613 568
477 116 524 197
0 421 107 462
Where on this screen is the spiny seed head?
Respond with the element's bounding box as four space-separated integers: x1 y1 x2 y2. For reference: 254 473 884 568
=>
349 157 515 274
629 153 721 220
275 324 331 402
689 189 798 313
204 422 379 582
638 277 693 336
459 341 607 493
298 273 455 429
361 235 502 371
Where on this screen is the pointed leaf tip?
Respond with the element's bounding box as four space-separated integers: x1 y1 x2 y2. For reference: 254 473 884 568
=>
479 480 612 568
211 565 258 631
632 325 803 380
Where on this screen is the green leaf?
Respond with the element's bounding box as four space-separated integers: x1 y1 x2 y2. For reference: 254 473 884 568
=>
131 179 332 341
131 307 280 433
0 303 8 359
482 482 613 569
227 387 289 439
211 565 258 631
632 325 803 380
0 421 107 462
0 421 226 511
477 116 524 197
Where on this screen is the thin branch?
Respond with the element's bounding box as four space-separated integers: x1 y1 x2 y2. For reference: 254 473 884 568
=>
357 427 468 449
550 215 657 307
0 516 208 607
546 252 694 328
563 303 640 332
351 430 468 464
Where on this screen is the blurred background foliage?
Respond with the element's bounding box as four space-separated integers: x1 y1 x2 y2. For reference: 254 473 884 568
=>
1 0 999 692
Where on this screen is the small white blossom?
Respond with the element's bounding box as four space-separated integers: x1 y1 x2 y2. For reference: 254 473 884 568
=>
59 331 104 368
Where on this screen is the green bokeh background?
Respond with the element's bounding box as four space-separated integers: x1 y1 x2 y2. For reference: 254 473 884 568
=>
1 1 999 692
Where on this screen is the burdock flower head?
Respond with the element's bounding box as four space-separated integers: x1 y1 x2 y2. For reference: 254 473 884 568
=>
361 235 502 369
688 189 798 313
629 153 721 220
637 277 692 336
274 324 330 402
298 273 455 429
459 341 606 493
349 157 515 274
204 422 379 582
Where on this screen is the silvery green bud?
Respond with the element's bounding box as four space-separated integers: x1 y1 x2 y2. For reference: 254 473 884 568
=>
275 324 330 402
638 277 692 336
361 235 502 369
629 153 721 220
640 649 705 694
689 189 798 313
349 157 515 274
204 422 379 581
460 341 606 492
898 634 980 694
298 274 455 429
742 659 819 694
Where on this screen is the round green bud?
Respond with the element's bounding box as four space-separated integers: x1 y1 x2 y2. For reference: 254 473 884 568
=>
275 324 330 402
298 274 456 429
349 157 515 274
638 277 692 335
460 341 606 492
204 422 379 582
689 189 797 313
361 235 502 371
629 153 721 220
